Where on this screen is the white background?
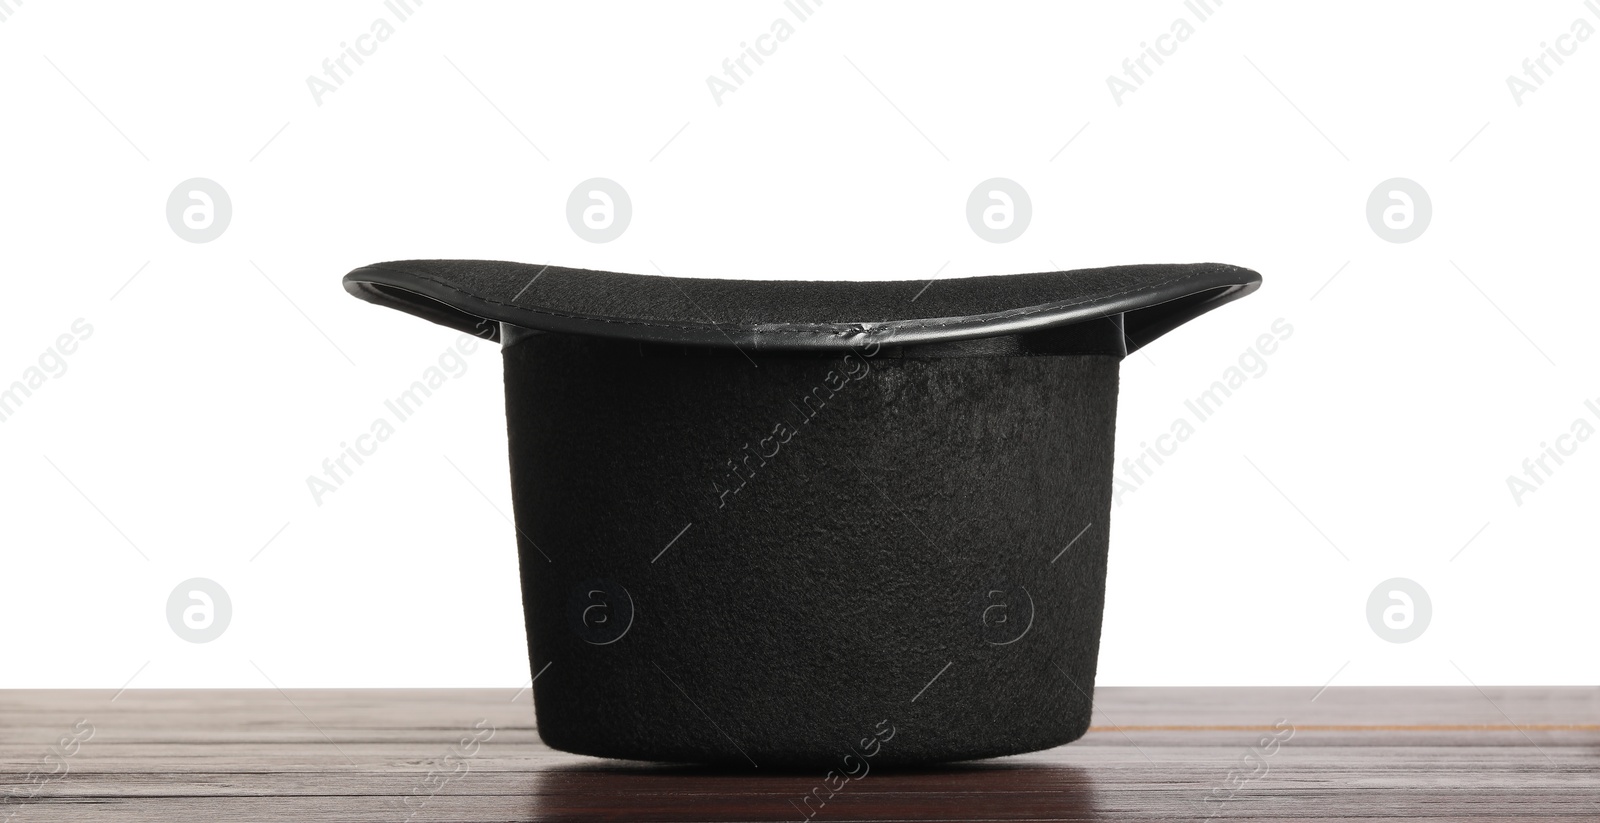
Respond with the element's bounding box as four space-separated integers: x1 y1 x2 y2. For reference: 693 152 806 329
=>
1 1 1595 690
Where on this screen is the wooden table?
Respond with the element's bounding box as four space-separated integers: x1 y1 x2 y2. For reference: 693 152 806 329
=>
2 687 1596 821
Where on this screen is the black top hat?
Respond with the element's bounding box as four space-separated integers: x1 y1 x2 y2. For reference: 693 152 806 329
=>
345 259 1260 767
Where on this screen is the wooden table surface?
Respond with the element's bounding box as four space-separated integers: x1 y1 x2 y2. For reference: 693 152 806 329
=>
2 687 1596 822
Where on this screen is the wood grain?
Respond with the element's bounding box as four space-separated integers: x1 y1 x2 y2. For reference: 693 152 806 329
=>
2 687 1596 821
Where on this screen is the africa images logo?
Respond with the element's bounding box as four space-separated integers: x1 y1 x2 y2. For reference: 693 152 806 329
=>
1504 1 1599 107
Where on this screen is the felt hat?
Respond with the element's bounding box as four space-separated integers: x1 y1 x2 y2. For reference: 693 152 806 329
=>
344 259 1260 767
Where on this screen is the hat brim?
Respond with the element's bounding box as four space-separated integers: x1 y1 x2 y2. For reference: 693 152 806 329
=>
343 259 1260 353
